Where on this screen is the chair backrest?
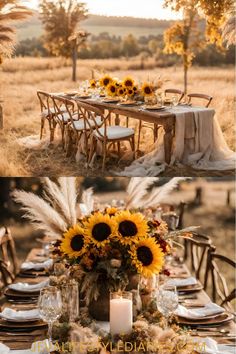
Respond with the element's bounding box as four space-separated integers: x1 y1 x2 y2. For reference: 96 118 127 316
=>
0 227 18 277
204 246 236 311
76 101 106 137
187 93 213 108
51 95 76 125
165 89 185 102
184 232 212 282
0 259 14 290
37 91 51 114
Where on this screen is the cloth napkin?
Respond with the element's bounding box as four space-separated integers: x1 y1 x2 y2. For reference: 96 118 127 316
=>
194 337 235 354
8 279 49 293
0 343 10 354
166 276 197 287
0 308 40 321
21 259 53 271
175 302 224 319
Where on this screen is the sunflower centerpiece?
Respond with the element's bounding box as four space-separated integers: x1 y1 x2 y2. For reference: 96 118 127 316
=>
54 208 170 321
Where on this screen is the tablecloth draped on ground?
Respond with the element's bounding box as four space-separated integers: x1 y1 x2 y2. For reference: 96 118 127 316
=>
119 106 236 176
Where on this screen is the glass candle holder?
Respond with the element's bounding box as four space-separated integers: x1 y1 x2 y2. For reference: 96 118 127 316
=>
61 281 79 322
110 291 133 336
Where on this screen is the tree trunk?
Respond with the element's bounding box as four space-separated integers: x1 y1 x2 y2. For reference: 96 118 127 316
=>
184 64 188 94
0 103 3 129
72 45 78 82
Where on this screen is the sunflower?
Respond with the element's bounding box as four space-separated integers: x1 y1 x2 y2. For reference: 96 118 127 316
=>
130 238 164 277
106 83 117 97
105 207 118 216
90 79 97 89
84 212 116 247
141 82 154 97
123 76 135 89
114 211 149 245
99 75 113 87
60 225 88 259
127 88 135 97
117 86 126 97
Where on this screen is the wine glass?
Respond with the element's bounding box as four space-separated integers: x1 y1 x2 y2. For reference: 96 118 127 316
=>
38 287 62 346
172 95 179 107
157 285 178 329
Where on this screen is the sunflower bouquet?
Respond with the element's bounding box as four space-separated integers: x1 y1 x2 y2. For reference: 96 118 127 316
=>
53 208 170 311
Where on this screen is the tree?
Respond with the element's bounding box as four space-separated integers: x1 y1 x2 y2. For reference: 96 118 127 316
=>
163 0 234 92
122 34 139 57
164 5 205 93
0 0 32 63
40 0 88 81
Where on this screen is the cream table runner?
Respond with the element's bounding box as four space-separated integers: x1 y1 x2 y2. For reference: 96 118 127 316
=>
120 106 236 176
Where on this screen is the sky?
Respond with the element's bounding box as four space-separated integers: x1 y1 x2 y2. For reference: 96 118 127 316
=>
24 0 180 20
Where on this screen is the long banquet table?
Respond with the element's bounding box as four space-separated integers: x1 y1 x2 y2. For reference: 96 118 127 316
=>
0 244 235 351
56 94 176 164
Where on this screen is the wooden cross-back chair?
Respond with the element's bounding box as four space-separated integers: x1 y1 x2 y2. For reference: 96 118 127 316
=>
0 227 18 278
183 232 212 283
204 246 236 312
77 101 135 171
37 90 65 142
187 93 213 108
137 88 184 152
0 260 14 290
161 202 186 231
51 95 77 149
164 88 185 102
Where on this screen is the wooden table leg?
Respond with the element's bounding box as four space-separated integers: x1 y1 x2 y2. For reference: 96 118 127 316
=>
163 119 174 164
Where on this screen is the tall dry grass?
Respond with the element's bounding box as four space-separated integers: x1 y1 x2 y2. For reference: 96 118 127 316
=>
0 57 235 177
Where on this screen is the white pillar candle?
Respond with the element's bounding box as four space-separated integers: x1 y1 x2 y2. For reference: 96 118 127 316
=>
110 296 133 336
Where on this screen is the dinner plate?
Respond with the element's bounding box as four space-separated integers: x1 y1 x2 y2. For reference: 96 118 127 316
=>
1 316 40 323
102 98 120 104
143 105 166 111
119 101 138 106
76 94 91 99
177 282 203 293
177 312 234 327
0 318 47 330
64 91 78 96
4 288 39 299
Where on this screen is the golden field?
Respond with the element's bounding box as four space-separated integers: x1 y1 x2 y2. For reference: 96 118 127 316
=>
0 57 235 177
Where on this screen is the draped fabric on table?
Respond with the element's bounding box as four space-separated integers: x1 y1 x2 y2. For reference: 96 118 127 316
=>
120 107 236 176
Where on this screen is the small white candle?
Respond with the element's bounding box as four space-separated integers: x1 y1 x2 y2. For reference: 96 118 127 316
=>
110 296 133 336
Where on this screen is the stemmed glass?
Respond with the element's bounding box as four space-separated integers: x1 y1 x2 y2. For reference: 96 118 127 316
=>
172 95 179 107
157 285 178 329
38 287 62 346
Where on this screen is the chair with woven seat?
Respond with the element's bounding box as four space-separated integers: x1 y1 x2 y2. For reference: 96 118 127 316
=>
137 88 184 151
0 227 18 278
37 91 66 142
204 246 236 312
187 93 213 108
76 101 135 171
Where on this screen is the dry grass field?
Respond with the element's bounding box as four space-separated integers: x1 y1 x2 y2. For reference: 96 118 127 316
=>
0 57 235 177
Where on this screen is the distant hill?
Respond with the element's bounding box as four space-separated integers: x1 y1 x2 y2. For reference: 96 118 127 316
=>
16 13 172 40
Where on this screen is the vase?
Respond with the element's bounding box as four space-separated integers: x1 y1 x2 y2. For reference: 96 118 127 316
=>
88 274 141 321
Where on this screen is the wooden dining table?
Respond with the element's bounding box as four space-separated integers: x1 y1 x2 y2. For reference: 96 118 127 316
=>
0 244 235 351
68 96 176 164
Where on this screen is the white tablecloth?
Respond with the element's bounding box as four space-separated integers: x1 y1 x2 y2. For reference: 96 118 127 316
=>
119 106 236 176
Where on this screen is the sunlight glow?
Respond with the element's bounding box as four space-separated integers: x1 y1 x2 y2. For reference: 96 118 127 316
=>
25 0 180 20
